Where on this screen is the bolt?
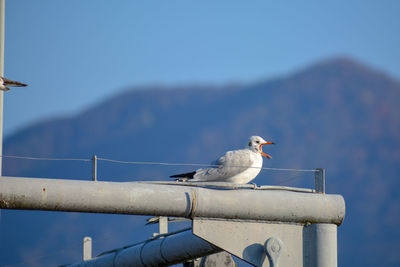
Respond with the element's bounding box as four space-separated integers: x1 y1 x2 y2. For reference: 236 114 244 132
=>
271 240 280 253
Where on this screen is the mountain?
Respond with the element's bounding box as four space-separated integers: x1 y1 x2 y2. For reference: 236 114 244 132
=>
1 57 399 266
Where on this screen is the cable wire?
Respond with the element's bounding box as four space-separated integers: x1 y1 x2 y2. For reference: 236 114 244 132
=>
97 157 318 172
0 154 318 172
1 155 90 162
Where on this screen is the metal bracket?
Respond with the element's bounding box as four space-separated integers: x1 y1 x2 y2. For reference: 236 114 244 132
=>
151 216 169 237
193 218 302 267
83 236 92 261
264 237 283 267
315 168 325 193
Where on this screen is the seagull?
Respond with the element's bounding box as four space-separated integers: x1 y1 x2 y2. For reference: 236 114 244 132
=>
0 76 27 91
170 136 275 184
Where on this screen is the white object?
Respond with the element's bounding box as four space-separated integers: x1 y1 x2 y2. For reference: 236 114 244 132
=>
170 136 274 184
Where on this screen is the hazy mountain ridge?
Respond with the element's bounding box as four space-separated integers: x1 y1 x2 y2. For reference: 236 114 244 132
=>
1 57 399 266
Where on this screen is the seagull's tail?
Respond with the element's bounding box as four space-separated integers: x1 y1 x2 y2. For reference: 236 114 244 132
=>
3 78 28 87
170 171 196 179
9 81 27 87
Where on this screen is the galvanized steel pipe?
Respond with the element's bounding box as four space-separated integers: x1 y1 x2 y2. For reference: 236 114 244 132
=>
0 176 345 225
68 229 221 267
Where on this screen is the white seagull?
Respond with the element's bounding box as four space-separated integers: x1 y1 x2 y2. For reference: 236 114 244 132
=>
0 76 27 91
170 136 274 184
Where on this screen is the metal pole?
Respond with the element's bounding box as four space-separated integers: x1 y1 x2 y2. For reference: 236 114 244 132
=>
83 236 92 261
91 155 97 181
309 223 338 267
68 229 220 267
0 176 346 225
158 216 168 234
0 0 5 176
315 168 325 193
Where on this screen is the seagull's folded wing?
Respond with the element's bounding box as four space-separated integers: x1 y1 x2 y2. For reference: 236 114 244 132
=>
192 150 254 181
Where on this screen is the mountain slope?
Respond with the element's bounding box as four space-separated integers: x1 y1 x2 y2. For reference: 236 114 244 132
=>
1 57 399 266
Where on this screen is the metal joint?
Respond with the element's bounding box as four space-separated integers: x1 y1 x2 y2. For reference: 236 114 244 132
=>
188 188 198 218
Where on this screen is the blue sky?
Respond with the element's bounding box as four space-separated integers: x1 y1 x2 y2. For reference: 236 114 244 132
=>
3 0 400 136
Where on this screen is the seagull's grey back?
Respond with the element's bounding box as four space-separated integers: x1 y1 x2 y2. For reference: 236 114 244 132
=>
192 148 263 183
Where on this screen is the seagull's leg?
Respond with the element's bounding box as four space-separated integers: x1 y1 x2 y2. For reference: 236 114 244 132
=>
250 182 258 189
175 178 189 182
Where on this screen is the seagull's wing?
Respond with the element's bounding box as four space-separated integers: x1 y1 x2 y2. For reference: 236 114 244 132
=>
191 149 254 181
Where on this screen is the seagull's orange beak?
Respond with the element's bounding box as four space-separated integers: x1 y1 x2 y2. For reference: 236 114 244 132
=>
259 142 275 159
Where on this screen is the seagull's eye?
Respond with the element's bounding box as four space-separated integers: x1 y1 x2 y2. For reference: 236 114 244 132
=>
255 141 260 144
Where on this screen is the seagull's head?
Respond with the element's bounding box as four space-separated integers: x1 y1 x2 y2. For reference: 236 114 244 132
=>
247 136 275 159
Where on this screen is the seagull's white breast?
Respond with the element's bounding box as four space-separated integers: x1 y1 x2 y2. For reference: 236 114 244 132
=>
225 151 263 184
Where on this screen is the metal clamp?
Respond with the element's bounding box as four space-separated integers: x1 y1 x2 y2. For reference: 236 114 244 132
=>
264 237 283 267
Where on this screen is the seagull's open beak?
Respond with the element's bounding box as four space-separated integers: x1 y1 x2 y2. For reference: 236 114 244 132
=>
259 142 275 159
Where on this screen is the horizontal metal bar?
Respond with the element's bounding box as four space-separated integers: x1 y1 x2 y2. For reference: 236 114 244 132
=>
0 176 345 225
68 229 221 267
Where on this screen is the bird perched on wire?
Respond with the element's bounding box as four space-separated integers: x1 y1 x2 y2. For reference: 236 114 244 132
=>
170 136 275 184
0 76 27 91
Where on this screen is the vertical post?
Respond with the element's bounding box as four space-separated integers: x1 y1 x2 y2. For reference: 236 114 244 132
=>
0 0 5 176
315 168 325 193
83 236 92 261
92 155 97 181
159 216 168 234
309 224 338 267
312 169 336 266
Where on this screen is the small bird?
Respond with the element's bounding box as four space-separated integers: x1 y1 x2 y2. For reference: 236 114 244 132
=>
170 136 275 184
0 76 28 91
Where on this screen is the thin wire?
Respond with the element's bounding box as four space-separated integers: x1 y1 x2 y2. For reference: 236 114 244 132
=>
263 167 317 172
0 155 91 162
0 154 318 173
97 157 318 172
